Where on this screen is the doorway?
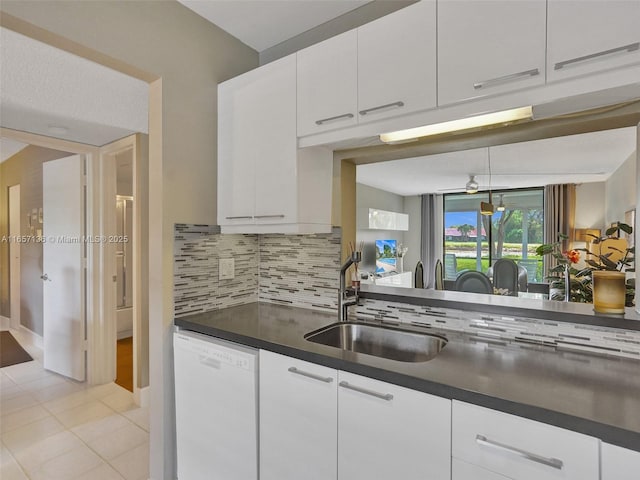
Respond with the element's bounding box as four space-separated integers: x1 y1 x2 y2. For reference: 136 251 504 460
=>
115 152 134 392
8 184 20 331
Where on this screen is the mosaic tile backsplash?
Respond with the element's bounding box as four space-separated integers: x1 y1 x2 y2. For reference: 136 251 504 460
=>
174 224 259 317
352 298 640 360
174 225 342 317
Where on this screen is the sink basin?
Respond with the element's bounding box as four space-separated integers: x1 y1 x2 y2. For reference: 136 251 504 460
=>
304 322 447 363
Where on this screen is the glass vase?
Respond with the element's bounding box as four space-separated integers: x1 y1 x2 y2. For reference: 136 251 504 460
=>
592 271 626 314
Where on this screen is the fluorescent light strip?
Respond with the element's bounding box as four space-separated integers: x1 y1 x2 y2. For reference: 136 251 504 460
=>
380 106 533 143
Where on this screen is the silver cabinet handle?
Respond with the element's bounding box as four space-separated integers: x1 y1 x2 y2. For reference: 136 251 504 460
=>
315 113 354 125
288 367 333 383
254 214 285 219
339 381 393 401
40 274 51 281
359 101 404 116
474 68 540 90
475 434 564 470
225 216 253 220
554 42 640 70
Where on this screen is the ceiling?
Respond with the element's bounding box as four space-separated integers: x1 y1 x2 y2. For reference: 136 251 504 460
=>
0 27 148 146
356 127 638 196
178 0 371 52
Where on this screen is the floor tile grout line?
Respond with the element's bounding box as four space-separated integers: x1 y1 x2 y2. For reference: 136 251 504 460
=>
2 330 148 480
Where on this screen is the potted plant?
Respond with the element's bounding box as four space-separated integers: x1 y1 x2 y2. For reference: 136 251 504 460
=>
581 222 635 313
535 238 591 302
535 222 635 311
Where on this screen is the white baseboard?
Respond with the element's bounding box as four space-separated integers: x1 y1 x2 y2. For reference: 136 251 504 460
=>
19 325 43 349
134 385 150 407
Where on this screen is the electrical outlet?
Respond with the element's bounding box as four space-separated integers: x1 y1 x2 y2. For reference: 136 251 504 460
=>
219 257 235 280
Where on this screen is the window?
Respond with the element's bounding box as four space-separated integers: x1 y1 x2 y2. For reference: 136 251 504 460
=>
443 188 544 282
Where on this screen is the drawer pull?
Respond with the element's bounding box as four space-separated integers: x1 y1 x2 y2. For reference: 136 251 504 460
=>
254 214 285 219
315 113 354 125
473 68 540 90
288 367 333 383
225 216 253 220
339 381 393 401
359 101 405 116
475 434 564 470
555 42 640 70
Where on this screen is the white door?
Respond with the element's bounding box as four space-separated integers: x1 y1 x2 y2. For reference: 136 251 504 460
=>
42 154 86 381
9 184 20 330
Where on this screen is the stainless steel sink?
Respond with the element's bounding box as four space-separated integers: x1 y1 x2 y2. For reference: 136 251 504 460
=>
304 322 447 363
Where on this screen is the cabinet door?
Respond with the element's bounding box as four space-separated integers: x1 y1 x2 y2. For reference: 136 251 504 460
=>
453 458 512 480
217 71 256 225
357 1 436 123
259 350 338 480
338 371 451 480
452 401 599 480
438 0 546 105
547 0 640 83
297 30 358 136
601 443 640 480
252 54 297 224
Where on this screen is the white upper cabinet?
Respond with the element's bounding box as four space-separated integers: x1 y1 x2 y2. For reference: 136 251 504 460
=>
437 0 546 106
357 0 437 123
297 30 358 136
601 443 640 480
547 0 640 83
218 53 333 233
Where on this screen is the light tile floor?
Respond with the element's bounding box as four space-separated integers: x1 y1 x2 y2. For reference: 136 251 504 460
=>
0 325 149 480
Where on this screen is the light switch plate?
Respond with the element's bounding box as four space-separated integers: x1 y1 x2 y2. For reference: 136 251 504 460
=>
219 257 235 280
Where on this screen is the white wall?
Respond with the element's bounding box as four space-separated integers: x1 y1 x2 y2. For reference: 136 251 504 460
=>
575 181 606 229
356 183 421 277
605 152 637 226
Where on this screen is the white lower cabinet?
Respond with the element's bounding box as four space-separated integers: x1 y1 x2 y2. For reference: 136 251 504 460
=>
259 350 337 480
337 371 451 480
452 401 599 480
601 443 640 480
453 458 511 480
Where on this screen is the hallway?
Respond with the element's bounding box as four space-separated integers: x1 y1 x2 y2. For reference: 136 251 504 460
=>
0 323 149 480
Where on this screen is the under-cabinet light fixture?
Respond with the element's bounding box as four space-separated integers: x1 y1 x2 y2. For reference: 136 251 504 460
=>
379 106 533 143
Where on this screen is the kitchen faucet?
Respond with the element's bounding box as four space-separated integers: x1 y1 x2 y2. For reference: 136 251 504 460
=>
339 251 361 322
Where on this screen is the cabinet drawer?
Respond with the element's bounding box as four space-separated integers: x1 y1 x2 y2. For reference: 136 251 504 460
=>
452 401 598 480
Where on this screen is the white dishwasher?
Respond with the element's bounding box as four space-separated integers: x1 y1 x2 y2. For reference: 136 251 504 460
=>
174 329 258 480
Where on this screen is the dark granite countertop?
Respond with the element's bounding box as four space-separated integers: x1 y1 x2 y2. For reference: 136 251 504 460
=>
175 302 640 452
360 284 640 331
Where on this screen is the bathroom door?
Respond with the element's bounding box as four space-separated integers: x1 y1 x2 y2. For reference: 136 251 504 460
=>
42 154 86 381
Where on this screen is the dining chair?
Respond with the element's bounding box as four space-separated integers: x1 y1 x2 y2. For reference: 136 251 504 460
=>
455 271 493 294
414 261 424 288
434 259 444 290
493 258 519 295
